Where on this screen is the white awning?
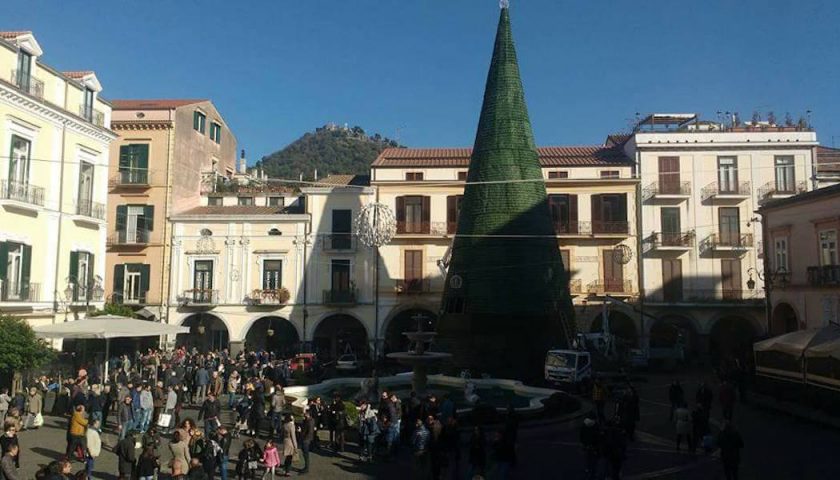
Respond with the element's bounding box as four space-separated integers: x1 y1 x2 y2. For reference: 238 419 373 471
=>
33 315 188 339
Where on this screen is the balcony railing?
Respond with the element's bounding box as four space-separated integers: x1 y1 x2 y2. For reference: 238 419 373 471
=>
568 279 582 294
107 229 154 246
79 104 105 127
648 231 694 248
758 181 807 204
322 234 356 252
678 289 763 303
395 278 431 294
250 288 291 305
396 221 449 235
587 280 633 295
111 291 147 305
554 221 585 235
0 281 40 302
323 289 357 305
807 265 840 287
701 181 751 200
10 69 45 99
703 232 754 249
110 168 155 187
1 180 45 206
75 199 106 220
592 221 630 235
643 181 691 199
180 289 218 305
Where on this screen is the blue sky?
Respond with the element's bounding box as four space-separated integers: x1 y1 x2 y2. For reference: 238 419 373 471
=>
9 0 840 162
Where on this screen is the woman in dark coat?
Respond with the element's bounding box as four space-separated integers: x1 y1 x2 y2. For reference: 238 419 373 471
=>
247 392 264 437
116 431 137 480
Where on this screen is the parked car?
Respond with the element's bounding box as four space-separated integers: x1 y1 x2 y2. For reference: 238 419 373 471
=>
290 353 317 372
336 353 359 372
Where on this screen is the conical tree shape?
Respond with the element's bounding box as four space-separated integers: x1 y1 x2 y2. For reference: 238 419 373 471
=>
437 6 575 380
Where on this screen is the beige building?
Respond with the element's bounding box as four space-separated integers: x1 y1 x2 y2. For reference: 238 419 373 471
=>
106 100 236 320
759 183 840 334
0 31 116 330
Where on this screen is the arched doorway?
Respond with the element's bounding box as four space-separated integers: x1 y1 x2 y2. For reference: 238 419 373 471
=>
384 308 438 353
313 314 368 362
709 316 757 366
177 313 229 352
771 303 798 336
591 310 638 347
245 316 300 357
650 315 697 359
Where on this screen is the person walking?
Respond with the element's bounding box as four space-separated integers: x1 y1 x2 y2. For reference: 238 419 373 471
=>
140 384 154 433
216 426 233 480
66 404 88 461
411 418 431 480
0 388 11 423
271 388 287 438
617 387 640 441
0 443 19 480
116 430 137 480
668 380 684 421
602 420 627 480
580 417 601 480
695 381 714 420
717 421 744 480
236 438 262 480
198 393 222 437
280 413 298 477
170 431 192 476
674 402 691 451
299 410 314 474
690 404 710 454
261 439 281 479
24 387 43 430
86 385 103 426
85 418 102 479
195 365 210 405
118 396 135 440
137 446 160 480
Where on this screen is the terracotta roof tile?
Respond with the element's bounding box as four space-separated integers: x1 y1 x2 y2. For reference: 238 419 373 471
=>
605 133 631 147
817 146 840 174
110 99 206 110
317 174 371 186
0 31 31 40
177 206 289 216
372 146 632 168
62 70 94 79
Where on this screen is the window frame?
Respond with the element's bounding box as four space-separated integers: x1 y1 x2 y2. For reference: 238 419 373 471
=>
774 155 796 193
717 156 738 193
405 172 424 181
210 122 222 143
193 111 206 134
774 237 789 273
207 196 223 206
237 196 254 206
819 230 838 266
548 170 569 179
600 170 620 179
262 259 283 290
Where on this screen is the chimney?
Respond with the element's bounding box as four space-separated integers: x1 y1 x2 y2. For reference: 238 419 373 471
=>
239 149 247 174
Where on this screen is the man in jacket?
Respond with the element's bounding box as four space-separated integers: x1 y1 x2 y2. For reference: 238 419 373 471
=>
299 410 315 474
194 365 210 405
1 443 19 480
116 430 136 480
85 419 101 479
271 388 287 437
66 404 88 460
118 396 135 440
0 388 11 422
215 426 232 480
139 384 154 433
198 393 221 437
24 388 42 430
152 381 166 425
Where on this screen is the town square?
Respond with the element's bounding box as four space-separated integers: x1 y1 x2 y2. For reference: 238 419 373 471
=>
1 1 840 479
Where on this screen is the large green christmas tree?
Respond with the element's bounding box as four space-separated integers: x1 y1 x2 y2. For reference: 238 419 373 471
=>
437 4 575 380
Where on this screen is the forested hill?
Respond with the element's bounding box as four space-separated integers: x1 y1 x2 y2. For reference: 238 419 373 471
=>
254 124 403 180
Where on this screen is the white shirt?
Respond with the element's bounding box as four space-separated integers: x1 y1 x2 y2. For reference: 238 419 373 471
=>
86 429 102 457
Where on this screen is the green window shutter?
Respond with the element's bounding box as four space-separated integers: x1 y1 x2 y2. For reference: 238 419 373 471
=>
136 144 149 170
194 111 199 130
143 205 155 231
116 205 127 232
113 264 124 302
0 242 7 280
21 244 31 300
88 253 95 289
69 251 79 300
119 146 131 170
140 264 151 301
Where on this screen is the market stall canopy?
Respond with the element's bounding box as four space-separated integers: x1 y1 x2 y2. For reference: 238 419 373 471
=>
33 315 189 339
753 326 840 357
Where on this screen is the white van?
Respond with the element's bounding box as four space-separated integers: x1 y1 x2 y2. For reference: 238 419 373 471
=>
544 349 592 385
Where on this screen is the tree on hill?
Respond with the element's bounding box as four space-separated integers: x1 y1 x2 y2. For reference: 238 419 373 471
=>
255 125 403 180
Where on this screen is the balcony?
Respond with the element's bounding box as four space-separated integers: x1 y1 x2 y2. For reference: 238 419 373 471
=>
807 265 840 287
678 289 763 304
587 280 633 296
758 181 807 205
396 222 449 236
702 232 753 252
75 199 106 220
107 229 154 246
568 279 582 295
1 180 45 207
111 291 147 305
78 104 105 127
553 221 630 236
592 221 630 235
10 69 45 99
647 231 694 250
110 168 156 187
250 288 291 305
395 278 431 295
180 289 219 306
643 181 691 200
0 281 40 302
321 234 357 253
701 181 751 201
323 289 357 306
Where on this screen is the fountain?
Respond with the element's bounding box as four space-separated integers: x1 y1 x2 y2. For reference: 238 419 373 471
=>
386 313 451 394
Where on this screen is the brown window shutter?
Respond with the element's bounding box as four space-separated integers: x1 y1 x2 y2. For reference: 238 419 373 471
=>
591 195 602 233
422 196 431 233
570 194 579 233
447 196 456 233
396 196 405 234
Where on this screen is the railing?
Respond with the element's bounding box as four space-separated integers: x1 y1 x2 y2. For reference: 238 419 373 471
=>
704 232 754 249
554 221 585 235
321 234 356 252
643 181 691 199
110 168 155 186
79 104 105 127
807 265 840 287
250 288 291 305
11 69 45 99
701 181 751 200
323 289 357 305
758 181 807 204
107 229 154 246
395 278 431 294
568 279 582 294
75 199 106 220
72 285 105 302
587 280 633 294
396 221 449 235
181 289 218 305
592 221 630 235
111 291 147 305
0 281 40 302
1 179 45 206
648 231 694 248
678 289 763 303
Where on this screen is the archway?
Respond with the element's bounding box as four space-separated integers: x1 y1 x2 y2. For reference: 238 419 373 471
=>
312 314 369 362
709 315 757 366
384 308 438 354
590 310 638 347
177 313 229 352
650 315 697 359
771 303 798 336
245 316 300 358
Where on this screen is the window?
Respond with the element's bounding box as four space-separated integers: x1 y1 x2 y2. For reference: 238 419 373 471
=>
718 207 741 246
193 111 206 134
118 144 149 184
210 122 222 143
113 263 149 304
115 205 154 243
548 170 569 179
396 196 430 234
600 170 620 179
660 208 682 245
8 135 31 186
69 251 94 301
0 241 31 301
662 259 683 302
77 161 95 216
15 51 32 91
774 237 789 272
591 194 628 233
457 171 468 181
820 231 838 266
263 260 283 290
405 172 424 181
193 260 214 301
775 156 796 192
331 259 351 292
446 195 463 234
404 250 423 292
549 194 578 234
207 196 223 206
268 228 282 236
721 258 743 300
602 250 625 292
331 209 352 249
237 197 254 206
268 196 284 207
658 157 680 193
717 157 738 193
82 87 95 122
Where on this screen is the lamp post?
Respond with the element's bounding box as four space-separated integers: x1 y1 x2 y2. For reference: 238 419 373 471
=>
746 267 789 334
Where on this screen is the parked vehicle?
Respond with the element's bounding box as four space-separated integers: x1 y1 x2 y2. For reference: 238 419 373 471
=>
544 349 592 386
336 354 359 372
290 353 317 372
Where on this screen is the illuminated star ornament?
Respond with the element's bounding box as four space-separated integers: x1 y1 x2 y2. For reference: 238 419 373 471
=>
499 0 509 9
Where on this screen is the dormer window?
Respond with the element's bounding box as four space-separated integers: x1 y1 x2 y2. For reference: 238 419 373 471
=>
193 111 206 134
82 87 95 122
406 172 424 181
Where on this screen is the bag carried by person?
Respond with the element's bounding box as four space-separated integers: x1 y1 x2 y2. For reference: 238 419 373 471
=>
157 413 172 428
33 412 44 427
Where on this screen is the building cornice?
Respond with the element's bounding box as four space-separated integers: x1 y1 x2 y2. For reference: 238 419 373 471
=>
170 214 311 222
111 120 174 130
634 143 818 151
0 81 117 143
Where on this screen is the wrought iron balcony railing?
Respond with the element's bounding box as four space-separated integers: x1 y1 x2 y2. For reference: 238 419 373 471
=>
0 281 40 302
11 69 45 99
807 265 840 287
1 179 45 206
110 168 157 187
395 278 431 294
75 199 106 220
592 221 630 235
703 232 754 249
79 104 105 127
323 289 357 305
648 231 694 248
396 221 448 235
250 288 291 305
107 229 154 246
758 181 807 204
701 181 751 200
587 280 633 294
321 234 356 252
180 289 219 305
643 181 691 199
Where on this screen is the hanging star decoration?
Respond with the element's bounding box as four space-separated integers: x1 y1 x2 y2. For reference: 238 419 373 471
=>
500 0 510 9
354 202 397 248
